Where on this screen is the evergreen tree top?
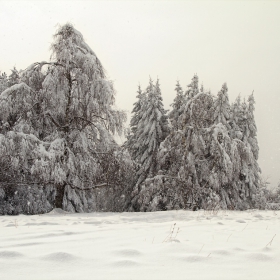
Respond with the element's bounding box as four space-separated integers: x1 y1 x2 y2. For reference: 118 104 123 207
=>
175 80 183 95
248 93 255 112
186 74 199 99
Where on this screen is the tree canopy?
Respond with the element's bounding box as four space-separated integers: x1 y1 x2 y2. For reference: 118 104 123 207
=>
0 24 133 214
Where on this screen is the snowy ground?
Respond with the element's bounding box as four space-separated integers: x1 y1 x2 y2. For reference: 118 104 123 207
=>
0 209 279 280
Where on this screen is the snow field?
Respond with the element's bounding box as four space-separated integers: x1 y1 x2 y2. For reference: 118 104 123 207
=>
0 210 279 280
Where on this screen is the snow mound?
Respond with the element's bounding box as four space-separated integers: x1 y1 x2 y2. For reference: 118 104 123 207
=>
41 252 79 262
113 249 142 257
0 251 24 258
112 260 139 267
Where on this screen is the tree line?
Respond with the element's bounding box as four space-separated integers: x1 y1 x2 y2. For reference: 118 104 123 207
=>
0 24 276 214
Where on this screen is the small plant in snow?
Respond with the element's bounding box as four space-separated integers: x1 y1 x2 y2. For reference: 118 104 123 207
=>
163 223 180 243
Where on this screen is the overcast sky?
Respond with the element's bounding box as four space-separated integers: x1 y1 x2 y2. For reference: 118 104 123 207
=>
1 0 279 188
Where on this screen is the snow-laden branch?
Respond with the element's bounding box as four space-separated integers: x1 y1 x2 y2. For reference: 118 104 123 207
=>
0 180 108 191
0 82 34 99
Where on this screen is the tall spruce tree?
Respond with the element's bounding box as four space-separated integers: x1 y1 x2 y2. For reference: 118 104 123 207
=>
213 83 231 129
125 85 146 159
230 95 243 140
247 94 259 160
185 74 199 99
169 80 185 129
132 78 169 186
240 94 260 205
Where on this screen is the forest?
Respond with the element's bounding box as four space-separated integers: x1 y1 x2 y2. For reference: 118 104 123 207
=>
0 24 279 215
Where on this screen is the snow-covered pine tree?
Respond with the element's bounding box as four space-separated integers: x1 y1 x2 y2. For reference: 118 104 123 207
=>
124 85 146 159
239 94 261 207
169 80 185 129
200 83 204 93
155 79 169 140
0 72 8 94
185 74 199 99
213 83 231 129
238 99 250 141
132 78 169 186
247 93 259 160
0 24 134 214
229 95 243 140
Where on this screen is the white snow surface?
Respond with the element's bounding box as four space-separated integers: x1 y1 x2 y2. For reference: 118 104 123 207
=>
0 209 279 280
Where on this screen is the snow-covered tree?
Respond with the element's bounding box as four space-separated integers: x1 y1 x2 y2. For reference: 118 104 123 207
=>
229 95 243 140
0 72 8 94
8 67 20 87
213 83 231 129
131 78 169 186
169 81 185 129
131 75 261 211
0 24 133 213
247 93 259 159
185 74 199 99
240 94 261 206
124 85 146 159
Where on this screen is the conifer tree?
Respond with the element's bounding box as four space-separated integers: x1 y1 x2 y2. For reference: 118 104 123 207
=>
240 94 260 205
0 72 8 94
155 79 169 140
247 94 259 160
132 78 169 186
213 83 231 129
229 93 260 201
169 81 185 129
230 95 243 140
185 74 199 99
200 83 204 93
125 85 146 159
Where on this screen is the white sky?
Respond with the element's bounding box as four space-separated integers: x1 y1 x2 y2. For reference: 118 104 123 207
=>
0 0 279 187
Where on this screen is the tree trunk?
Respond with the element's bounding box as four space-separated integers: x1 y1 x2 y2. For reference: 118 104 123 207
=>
55 184 66 209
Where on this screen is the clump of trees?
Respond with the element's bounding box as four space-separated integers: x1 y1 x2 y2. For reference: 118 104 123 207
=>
0 24 273 214
128 75 262 211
